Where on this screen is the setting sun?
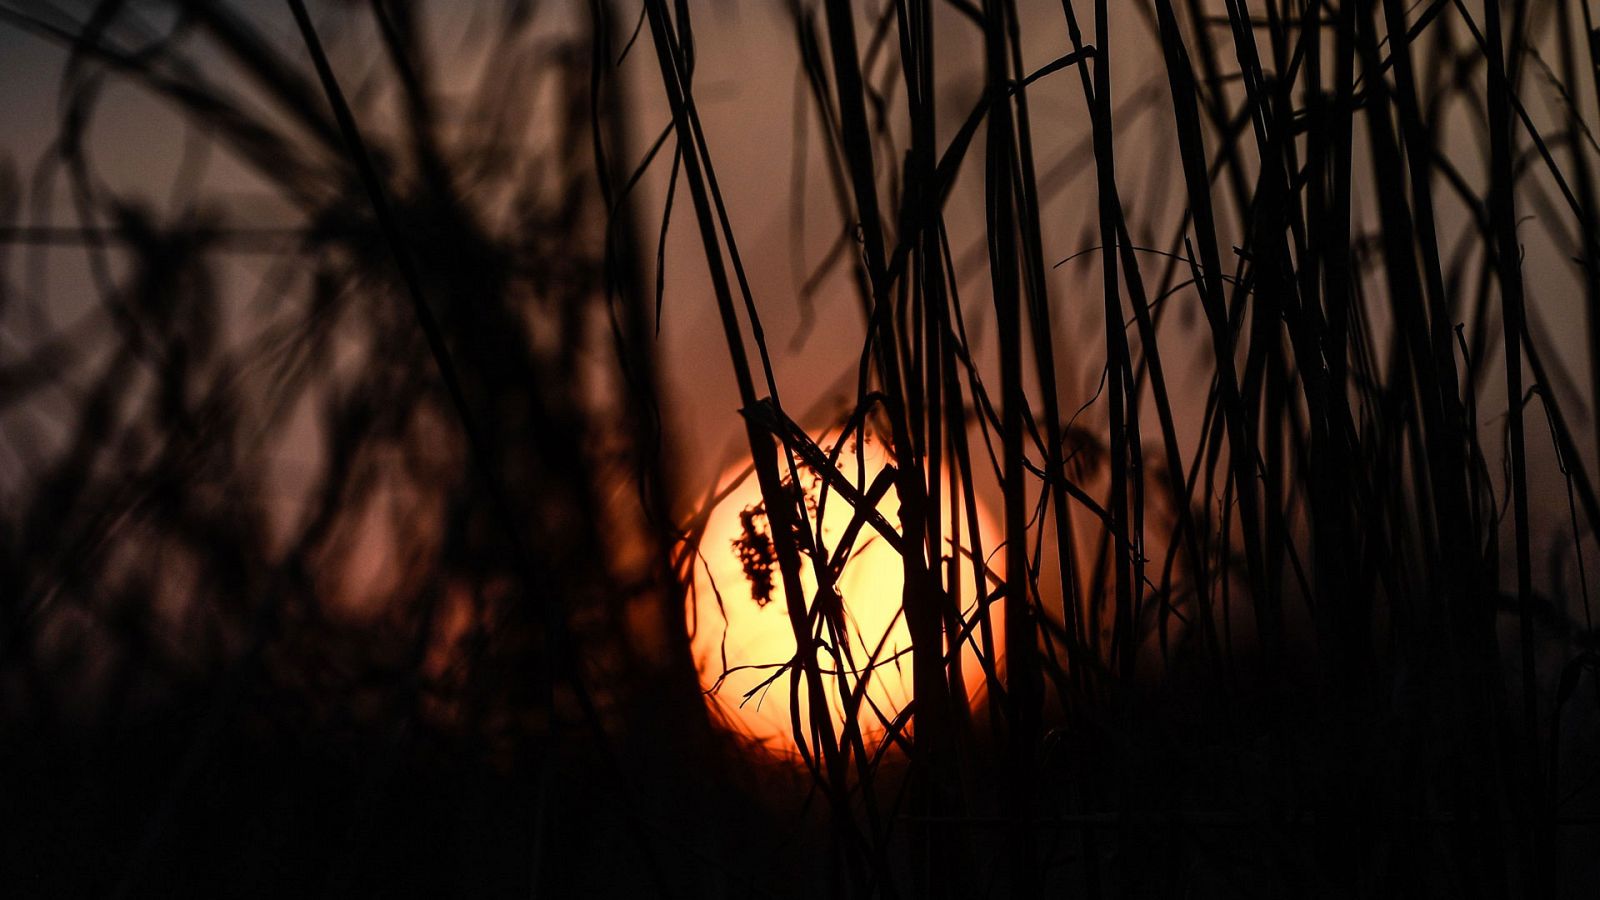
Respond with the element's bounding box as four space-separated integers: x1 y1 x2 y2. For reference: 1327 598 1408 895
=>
687 428 1002 757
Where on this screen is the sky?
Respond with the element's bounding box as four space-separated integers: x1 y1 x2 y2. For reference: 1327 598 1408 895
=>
2 0 1596 585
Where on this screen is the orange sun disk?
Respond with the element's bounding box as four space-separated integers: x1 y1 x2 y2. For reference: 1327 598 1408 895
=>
687 429 1003 758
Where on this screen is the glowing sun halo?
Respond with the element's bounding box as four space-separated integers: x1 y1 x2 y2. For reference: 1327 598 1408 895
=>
688 429 1002 758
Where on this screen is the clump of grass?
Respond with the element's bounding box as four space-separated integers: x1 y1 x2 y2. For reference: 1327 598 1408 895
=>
656 0 1600 895
3 0 1600 896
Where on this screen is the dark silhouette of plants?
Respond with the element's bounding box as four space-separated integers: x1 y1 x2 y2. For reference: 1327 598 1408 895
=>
2 0 1600 897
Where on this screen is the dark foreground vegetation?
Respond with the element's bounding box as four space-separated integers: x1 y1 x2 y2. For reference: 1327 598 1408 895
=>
3 0 1600 897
